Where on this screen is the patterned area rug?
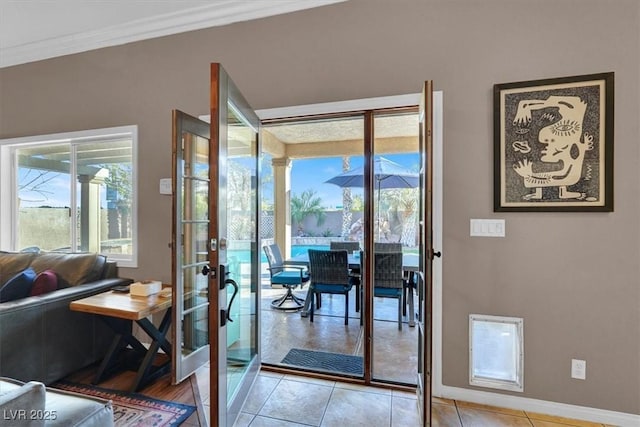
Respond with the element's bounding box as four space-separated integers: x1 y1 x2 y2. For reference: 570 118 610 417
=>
281 348 363 375
52 381 196 426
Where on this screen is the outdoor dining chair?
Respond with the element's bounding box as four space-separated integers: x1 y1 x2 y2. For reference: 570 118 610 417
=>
373 250 405 330
375 242 413 317
330 241 362 313
307 249 354 325
263 244 310 311
329 241 360 252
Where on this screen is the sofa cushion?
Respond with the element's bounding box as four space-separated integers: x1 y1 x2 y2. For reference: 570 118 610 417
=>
30 253 107 286
0 268 37 302
0 378 114 427
0 378 46 427
55 272 71 289
45 386 114 427
0 252 37 288
29 270 58 296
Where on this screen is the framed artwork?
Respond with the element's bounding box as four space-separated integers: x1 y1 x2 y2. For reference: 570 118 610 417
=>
494 72 614 212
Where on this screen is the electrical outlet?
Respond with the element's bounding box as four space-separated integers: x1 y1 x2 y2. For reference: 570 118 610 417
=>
571 359 586 380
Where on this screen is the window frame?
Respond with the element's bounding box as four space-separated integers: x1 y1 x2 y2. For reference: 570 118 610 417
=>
0 125 138 268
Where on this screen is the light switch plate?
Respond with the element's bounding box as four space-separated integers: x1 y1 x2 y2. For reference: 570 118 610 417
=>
159 178 172 195
470 219 505 237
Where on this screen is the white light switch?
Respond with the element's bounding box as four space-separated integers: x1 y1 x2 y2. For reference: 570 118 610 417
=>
470 219 505 237
159 178 172 195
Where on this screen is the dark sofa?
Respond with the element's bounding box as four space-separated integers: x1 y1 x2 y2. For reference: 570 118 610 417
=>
0 251 131 385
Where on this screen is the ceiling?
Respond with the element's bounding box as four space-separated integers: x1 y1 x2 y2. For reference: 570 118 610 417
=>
0 0 347 68
266 114 419 144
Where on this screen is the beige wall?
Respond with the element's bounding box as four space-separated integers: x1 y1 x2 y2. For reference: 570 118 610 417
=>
1 0 638 415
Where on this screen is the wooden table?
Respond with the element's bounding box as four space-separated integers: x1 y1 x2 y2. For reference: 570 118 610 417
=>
70 289 172 392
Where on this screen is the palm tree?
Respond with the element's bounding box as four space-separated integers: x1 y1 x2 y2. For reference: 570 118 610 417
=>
291 189 326 235
386 188 418 246
341 156 353 238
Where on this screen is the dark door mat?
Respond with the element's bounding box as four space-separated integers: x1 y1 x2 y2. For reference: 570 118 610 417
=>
281 348 363 375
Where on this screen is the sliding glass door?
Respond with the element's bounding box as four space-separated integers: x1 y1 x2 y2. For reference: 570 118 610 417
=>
370 109 420 385
259 100 428 389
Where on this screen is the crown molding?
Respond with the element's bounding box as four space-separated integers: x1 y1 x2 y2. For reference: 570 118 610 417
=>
0 0 346 68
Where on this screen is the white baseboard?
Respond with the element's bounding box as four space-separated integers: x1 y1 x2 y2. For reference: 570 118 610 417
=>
438 385 640 427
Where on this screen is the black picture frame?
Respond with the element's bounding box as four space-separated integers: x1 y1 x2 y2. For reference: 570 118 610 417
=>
493 72 614 212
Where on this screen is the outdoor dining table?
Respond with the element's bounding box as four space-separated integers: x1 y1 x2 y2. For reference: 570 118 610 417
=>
286 252 419 326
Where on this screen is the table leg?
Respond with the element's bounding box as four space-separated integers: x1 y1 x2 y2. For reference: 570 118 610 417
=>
300 288 313 317
93 317 147 384
93 332 127 384
130 309 172 392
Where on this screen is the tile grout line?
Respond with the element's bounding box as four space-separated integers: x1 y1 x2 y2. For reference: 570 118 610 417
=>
252 373 285 422
389 392 396 427
317 383 338 427
453 400 465 427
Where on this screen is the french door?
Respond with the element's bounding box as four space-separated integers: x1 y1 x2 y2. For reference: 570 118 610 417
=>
172 63 260 427
417 81 435 426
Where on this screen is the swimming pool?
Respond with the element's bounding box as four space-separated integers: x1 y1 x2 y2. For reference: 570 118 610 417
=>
289 244 329 258
228 244 329 264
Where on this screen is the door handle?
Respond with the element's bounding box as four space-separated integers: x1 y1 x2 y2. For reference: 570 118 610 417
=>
221 278 239 326
201 264 213 276
432 250 442 259
202 264 218 279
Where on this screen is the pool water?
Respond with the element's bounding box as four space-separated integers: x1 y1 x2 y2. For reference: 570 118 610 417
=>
289 244 329 258
228 244 329 264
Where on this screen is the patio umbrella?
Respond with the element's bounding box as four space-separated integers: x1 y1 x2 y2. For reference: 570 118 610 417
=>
324 157 419 236
325 156 419 191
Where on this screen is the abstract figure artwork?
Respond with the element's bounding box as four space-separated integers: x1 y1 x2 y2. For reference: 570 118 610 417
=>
494 73 614 211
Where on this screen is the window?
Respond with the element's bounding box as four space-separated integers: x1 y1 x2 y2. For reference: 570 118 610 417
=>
469 314 524 392
0 126 137 267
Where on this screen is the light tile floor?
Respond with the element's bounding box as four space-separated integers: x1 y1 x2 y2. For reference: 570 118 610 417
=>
195 275 610 427
232 371 420 427
221 371 610 427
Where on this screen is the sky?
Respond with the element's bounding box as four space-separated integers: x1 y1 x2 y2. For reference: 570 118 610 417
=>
18 169 72 208
18 153 420 210
288 153 420 209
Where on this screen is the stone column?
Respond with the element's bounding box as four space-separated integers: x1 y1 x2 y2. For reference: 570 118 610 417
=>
272 157 292 257
78 173 106 253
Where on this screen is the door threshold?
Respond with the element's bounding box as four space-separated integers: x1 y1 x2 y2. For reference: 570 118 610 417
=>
259 364 416 394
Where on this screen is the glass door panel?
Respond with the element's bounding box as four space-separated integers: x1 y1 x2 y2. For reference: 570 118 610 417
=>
172 110 211 384
211 64 261 427
371 109 420 385
260 115 365 377
224 100 259 402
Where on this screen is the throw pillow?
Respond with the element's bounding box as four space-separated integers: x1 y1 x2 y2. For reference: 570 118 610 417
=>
0 267 37 302
30 269 58 296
